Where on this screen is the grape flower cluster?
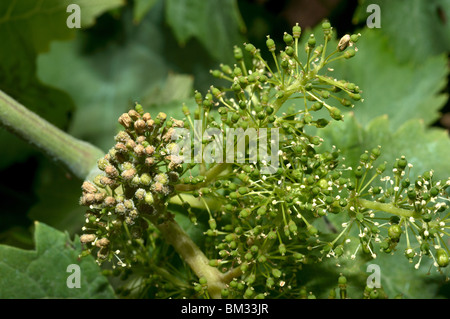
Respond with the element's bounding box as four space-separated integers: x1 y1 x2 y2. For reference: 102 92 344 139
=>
78 21 450 298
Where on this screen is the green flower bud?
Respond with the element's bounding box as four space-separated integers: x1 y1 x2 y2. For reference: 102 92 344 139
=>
266 36 276 52
245 43 257 55
272 268 282 278
344 48 356 59
350 33 361 43
135 188 146 201
233 46 243 61
436 249 449 267
307 225 318 236
376 163 386 174
322 20 331 31
121 168 137 181
388 224 402 241
307 34 316 48
330 107 343 121
292 23 301 38
278 243 286 255
97 158 110 171
396 156 408 170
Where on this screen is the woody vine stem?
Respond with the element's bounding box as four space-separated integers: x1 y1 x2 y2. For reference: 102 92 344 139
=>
0 21 449 299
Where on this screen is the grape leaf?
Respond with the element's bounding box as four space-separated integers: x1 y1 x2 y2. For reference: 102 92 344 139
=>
0 222 115 298
318 112 450 181
37 8 171 152
133 0 158 23
329 28 448 130
37 4 203 152
165 0 246 63
0 0 125 169
27 161 86 236
353 0 450 64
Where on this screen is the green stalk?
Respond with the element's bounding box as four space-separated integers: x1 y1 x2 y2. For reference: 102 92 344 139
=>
151 216 226 299
0 90 104 180
358 198 422 219
169 193 222 211
175 163 232 191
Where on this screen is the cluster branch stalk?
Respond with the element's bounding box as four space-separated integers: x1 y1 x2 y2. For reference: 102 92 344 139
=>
358 198 422 219
151 216 226 299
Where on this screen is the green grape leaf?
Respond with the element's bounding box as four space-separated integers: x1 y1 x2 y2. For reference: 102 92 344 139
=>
361 245 445 299
27 161 86 236
298 235 372 298
353 0 450 63
365 116 450 180
133 0 158 23
37 7 172 152
318 112 450 181
329 28 448 130
0 0 125 169
0 222 115 298
140 73 195 109
165 0 246 63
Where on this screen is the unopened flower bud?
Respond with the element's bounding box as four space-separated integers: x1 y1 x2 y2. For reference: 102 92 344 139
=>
266 36 276 52
104 196 116 207
115 203 126 214
134 119 146 134
134 103 144 115
162 128 174 142
140 173 152 186
96 237 110 248
134 144 145 156
145 192 154 205
105 165 118 178
100 176 115 187
82 181 98 194
118 113 133 128
136 136 146 144
97 158 109 171
338 34 351 51
343 48 356 59
145 145 155 155
135 188 146 201
121 168 136 181
80 234 96 244
233 46 243 61
128 109 140 121
94 192 106 202
307 34 316 48
142 112 151 121
145 157 155 166
171 118 184 128
130 175 141 187
82 193 95 204
115 131 130 143
154 173 169 185
155 112 167 126
123 199 134 210
114 142 127 153
292 23 301 39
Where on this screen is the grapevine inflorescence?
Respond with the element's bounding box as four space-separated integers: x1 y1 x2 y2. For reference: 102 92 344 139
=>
78 21 450 299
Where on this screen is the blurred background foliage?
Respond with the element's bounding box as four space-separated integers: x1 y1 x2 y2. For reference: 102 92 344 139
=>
0 0 449 298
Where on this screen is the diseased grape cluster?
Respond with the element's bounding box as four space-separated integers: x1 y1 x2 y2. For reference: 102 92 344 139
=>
79 105 187 266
